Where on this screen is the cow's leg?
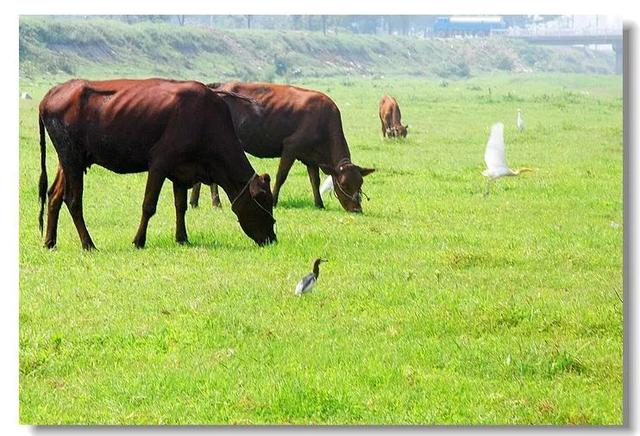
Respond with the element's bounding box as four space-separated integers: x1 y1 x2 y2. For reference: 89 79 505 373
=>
306 164 324 209
173 183 189 245
63 169 96 250
132 170 166 249
381 120 387 138
189 182 201 208
44 165 65 249
272 155 295 207
210 184 222 208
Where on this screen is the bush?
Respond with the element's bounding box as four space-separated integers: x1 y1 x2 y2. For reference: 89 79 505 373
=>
434 60 470 79
520 45 547 66
341 76 354 87
273 55 291 76
496 54 514 71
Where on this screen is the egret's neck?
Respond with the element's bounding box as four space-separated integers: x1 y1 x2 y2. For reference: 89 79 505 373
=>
313 260 322 278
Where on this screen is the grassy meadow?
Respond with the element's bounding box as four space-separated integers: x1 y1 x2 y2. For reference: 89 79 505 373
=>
19 73 623 424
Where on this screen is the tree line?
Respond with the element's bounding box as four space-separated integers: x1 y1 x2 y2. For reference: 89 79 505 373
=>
69 15 561 37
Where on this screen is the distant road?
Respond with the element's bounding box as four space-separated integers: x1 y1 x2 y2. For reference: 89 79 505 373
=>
509 33 622 46
505 31 623 74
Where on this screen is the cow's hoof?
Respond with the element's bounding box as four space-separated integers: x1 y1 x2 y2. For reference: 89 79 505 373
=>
82 241 97 251
176 238 189 245
132 240 146 249
189 202 199 209
43 240 56 250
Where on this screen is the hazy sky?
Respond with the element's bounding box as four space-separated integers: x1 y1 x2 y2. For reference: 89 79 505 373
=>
566 15 622 31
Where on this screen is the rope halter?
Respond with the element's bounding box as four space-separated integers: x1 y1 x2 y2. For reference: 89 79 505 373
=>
331 161 370 203
230 173 277 225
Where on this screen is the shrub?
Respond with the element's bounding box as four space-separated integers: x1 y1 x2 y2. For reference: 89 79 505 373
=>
496 54 514 71
435 60 470 79
274 55 289 76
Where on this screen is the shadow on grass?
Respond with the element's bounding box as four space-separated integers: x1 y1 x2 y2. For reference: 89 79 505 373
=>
171 234 260 252
276 197 321 210
94 233 254 253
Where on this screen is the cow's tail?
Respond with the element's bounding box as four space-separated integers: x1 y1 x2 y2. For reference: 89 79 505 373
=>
38 116 47 236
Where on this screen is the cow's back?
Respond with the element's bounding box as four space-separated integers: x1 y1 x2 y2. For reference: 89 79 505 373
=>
214 82 343 158
39 79 234 174
379 95 402 126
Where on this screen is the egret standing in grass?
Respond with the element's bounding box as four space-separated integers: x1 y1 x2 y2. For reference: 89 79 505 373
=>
516 108 525 132
483 122 532 194
295 258 327 296
319 176 334 197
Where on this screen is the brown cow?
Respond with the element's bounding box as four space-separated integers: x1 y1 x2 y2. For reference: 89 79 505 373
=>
38 78 276 250
191 82 375 212
189 181 221 208
379 95 408 138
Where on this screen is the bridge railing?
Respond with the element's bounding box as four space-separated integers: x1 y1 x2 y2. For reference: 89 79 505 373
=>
505 27 622 37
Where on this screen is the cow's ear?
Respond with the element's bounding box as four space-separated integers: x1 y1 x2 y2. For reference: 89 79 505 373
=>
260 173 271 187
250 174 271 198
358 167 375 177
405 124 409 129
319 164 337 176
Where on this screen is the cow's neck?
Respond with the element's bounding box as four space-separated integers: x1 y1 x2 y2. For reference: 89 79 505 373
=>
329 139 352 172
216 166 256 204
333 156 352 172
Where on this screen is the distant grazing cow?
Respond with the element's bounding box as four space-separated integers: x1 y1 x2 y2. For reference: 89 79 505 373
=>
38 78 276 249
191 82 375 212
379 95 408 138
189 181 222 209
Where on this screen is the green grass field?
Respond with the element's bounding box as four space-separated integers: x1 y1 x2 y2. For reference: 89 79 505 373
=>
19 73 623 424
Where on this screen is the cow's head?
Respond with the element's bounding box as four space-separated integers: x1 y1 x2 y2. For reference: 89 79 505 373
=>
397 124 409 138
322 163 375 213
232 173 277 246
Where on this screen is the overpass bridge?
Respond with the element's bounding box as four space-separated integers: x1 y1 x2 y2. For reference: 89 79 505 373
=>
508 31 623 74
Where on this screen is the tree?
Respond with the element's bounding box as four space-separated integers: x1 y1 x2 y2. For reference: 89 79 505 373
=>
414 16 437 37
177 15 185 26
502 15 535 28
291 15 303 30
247 15 252 29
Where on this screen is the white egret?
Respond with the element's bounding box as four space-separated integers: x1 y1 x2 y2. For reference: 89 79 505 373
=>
482 123 532 192
516 108 525 132
295 258 327 296
319 176 334 196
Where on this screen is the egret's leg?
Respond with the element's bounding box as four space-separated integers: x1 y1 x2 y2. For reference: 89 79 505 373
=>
483 178 491 197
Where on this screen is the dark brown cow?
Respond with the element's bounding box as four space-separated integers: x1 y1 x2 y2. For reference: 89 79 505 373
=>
379 95 408 138
38 78 276 250
191 82 375 212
